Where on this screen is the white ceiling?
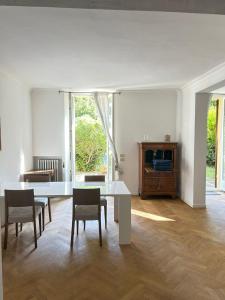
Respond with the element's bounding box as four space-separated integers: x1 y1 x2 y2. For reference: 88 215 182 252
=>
1 7 225 90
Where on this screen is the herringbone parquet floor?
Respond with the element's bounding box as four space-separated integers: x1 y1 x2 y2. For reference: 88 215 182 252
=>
2 195 225 300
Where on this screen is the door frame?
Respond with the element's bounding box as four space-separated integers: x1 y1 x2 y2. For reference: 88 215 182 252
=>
215 98 219 188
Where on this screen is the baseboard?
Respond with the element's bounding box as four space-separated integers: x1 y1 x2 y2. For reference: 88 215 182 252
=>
180 197 206 208
192 203 206 208
180 198 192 207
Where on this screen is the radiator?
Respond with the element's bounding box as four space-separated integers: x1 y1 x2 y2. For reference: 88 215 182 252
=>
33 156 63 181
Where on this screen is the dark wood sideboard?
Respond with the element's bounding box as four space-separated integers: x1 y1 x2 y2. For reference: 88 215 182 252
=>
138 142 178 199
23 169 54 182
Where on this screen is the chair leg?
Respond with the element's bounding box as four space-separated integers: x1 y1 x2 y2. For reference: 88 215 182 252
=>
38 213 42 236
104 205 107 229
4 222 8 250
33 220 38 249
70 219 75 248
76 220 79 236
48 198 52 222
83 220 86 231
98 219 102 247
20 223 23 232
16 223 18 237
42 207 45 231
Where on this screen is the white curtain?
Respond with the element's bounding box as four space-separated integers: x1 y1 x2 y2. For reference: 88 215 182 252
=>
94 92 120 178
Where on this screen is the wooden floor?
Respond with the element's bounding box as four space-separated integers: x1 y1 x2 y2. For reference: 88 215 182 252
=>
2 195 225 300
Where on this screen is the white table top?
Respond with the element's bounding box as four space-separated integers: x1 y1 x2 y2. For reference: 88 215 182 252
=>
0 181 131 198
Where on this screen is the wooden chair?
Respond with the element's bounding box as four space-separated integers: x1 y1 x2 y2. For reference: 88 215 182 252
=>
71 188 102 248
4 189 42 249
25 174 52 230
84 175 107 228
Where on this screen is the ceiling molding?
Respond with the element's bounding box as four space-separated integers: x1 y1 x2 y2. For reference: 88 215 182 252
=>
1 0 225 15
182 61 225 93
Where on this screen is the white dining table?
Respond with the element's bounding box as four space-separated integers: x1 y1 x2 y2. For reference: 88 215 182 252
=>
0 180 131 300
0 180 131 244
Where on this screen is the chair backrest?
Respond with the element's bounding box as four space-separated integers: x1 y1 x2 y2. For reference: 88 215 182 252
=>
84 175 105 182
24 173 50 182
5 189 35 208
73 188 100 206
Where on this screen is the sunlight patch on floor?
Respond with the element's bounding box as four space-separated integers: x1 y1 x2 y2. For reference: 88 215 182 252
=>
131 209 175 222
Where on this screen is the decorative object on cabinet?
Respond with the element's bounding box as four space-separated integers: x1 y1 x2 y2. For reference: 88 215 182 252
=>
138 142 178 199
164 134 171 142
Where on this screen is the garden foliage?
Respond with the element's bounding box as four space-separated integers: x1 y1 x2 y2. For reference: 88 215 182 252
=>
75 96 106 172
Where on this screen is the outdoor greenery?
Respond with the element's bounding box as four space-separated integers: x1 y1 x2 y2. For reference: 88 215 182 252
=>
75 96 106 172
75 96 97 120
207 100 217 167
206 165 215 180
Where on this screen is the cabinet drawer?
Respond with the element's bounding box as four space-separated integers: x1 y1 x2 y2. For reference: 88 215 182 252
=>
143 178 160 192
159 178 176 192
145 171 175 177
143 177 176 193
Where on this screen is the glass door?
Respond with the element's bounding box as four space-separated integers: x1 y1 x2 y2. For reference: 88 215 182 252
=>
221 98 225 190
206 98 218 191
70 93 113 182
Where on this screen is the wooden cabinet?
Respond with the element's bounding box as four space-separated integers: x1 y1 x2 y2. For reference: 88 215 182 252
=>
138 142 178 199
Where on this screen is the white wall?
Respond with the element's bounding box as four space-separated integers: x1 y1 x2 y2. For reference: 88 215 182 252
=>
193 94 209 207
0 72 32 182
177 62 225 208
177 87 196 206
0 71 32 298
114 90 178 195
31 89 65 159
177 88 209 207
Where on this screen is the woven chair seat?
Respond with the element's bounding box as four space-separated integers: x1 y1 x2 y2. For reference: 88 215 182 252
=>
8 206 42 223
75 205 98 220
